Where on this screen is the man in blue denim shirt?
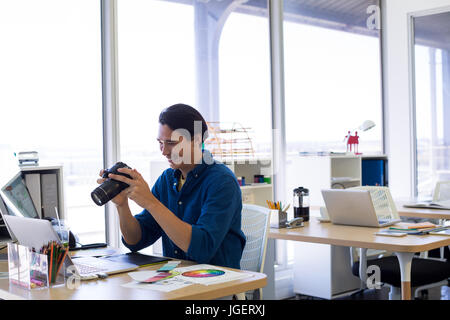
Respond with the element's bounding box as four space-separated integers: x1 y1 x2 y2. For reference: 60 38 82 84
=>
98 104 246 269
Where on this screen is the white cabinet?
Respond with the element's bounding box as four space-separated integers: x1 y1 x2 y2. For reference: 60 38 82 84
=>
285 155 362 208
0 165 65 244
292 242 362 299
224 158 273 207
286 154 387 299
20 165 66 220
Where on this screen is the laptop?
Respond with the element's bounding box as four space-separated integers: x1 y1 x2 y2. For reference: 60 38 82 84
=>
3 215 138 279
321 189 401 227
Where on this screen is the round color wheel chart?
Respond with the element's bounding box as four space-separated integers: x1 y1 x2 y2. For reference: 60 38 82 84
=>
182 269 225 278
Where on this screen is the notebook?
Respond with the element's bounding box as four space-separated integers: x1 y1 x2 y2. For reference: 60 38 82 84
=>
428 228 450 236
403 199 450 210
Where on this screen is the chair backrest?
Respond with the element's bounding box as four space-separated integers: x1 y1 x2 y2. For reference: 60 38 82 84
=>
349 186 397 265
240 204 271 273
433 181 450 202
350 186 399 220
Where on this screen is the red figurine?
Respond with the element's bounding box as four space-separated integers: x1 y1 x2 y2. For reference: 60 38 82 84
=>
345 131 361 154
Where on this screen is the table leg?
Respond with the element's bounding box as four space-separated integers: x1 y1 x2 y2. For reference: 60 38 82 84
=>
394 252 414 300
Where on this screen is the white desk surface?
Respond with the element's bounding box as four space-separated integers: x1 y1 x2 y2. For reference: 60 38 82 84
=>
396 200 450 220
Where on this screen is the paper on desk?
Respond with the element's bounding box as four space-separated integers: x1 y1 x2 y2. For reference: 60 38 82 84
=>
128 270 160 282
122 279 193 292
174 264 254 286
122 264 254 292
123 270 193 292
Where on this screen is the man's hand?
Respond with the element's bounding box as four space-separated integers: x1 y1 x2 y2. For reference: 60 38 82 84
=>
108 168 156 210
97 169 128 207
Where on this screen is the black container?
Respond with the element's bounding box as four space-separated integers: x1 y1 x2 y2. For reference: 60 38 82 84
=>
293 187 310 222
91 162 132 206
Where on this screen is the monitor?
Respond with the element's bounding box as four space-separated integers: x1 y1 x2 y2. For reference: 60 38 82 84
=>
0 172 39 219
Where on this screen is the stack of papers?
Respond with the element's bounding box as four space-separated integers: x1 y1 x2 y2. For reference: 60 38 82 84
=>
390 222 437 231
389 222 449 235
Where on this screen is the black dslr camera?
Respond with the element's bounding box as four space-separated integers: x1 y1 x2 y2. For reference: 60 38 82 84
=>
91 162 132 206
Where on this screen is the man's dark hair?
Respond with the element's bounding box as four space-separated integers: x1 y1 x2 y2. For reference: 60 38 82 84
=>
159 104 209 141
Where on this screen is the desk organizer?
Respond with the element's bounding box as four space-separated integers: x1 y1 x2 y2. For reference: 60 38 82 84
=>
7 243 65 289
270 209 287 228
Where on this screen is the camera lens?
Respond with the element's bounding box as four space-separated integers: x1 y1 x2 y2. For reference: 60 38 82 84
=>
91 186 109 206
91 162 131 206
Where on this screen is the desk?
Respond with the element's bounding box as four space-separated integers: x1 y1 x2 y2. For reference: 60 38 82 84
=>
396 201 450 220
269 218 450 300
0 255 266 300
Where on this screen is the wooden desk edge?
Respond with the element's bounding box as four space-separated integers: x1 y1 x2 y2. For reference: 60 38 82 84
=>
0 263 267 300
398 210 450 220
171 271 267 300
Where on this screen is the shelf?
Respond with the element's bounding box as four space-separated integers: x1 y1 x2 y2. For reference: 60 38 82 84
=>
331 178 361 183
240 184 272 190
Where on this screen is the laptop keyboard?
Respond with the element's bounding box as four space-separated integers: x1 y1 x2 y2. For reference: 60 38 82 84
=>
74 262 107 275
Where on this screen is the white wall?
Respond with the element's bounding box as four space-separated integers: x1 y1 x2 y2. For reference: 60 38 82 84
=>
382 0 450 199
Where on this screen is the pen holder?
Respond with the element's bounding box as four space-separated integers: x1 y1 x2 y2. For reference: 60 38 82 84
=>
270 209 287 229
8 243 49 290
7 243 65 290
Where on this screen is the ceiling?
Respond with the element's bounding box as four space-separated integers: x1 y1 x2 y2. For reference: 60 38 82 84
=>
239 0 380 37
167 0 450 50
414 11 450 51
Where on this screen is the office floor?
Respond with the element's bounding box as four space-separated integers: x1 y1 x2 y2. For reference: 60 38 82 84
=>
290 284 450 300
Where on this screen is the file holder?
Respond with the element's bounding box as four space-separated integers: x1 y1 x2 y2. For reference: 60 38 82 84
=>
270 209 287 228
7 243 65 289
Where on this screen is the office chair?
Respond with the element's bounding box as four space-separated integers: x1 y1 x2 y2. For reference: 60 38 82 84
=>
433 181 450 202
429 180 450 261
235 204 271 300
350 186 450 299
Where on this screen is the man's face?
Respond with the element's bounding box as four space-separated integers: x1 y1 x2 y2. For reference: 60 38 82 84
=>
157 124 193 169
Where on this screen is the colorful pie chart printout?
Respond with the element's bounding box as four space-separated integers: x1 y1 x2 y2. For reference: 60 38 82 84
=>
182 269 225 278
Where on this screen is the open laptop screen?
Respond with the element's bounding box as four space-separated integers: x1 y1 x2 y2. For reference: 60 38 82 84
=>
0 172 39 219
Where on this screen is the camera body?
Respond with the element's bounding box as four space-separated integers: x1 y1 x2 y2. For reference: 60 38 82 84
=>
91 162 132 206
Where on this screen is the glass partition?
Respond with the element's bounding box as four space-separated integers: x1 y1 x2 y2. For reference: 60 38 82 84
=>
412 10 450 198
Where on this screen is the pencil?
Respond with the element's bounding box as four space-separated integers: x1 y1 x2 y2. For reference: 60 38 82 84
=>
52 243 59 282
49 242 53 283
55 247 69 277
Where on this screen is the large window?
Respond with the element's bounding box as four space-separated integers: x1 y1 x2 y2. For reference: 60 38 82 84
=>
283 0 383 156
219 3 271 157
0 0 104 244
117 0 196 241
281 0 383 270
413 11 450 198
117 0 271 253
